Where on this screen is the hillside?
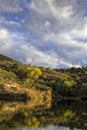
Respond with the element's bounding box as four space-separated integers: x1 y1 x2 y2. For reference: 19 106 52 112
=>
0 54 15 62
0 54 87 101
0 54 51 102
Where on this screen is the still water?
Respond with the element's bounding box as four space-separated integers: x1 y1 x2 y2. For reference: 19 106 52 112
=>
0 101 87 130
12 126 82 130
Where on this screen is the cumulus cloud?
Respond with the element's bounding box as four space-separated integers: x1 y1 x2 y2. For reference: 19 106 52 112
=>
0 0 87 68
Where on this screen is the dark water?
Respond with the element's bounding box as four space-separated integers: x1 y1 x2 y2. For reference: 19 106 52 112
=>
0 100 87 130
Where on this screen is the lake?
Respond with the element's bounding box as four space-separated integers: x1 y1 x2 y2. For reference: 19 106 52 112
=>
0 100 87 130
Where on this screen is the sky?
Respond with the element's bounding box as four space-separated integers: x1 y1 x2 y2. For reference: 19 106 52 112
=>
0 0 87 68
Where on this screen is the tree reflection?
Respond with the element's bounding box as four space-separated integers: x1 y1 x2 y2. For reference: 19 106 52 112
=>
0 101 87 130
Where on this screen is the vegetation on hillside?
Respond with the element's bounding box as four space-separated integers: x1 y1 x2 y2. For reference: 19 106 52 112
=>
0 54 87 100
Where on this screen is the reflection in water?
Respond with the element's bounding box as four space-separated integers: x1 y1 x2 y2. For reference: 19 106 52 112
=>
0 100 87 130
13 125 82 130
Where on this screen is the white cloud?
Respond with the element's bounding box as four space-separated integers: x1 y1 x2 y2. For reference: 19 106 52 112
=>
0 0 87 68
0 28 58 68
16 44 59 68
0 0 23 12
29 0 75 21
70 20 87 40
46 0 74 20
0 28 14 51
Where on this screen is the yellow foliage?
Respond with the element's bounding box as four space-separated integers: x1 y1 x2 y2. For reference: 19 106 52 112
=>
64 80 76 88
63 109 74 118
25 67 42 83
25 116 40 128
